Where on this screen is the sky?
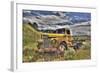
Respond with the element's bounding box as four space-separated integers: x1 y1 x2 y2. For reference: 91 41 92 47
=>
23 10 91 23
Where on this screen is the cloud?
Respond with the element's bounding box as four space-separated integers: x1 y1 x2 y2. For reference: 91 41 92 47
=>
23 10 31 14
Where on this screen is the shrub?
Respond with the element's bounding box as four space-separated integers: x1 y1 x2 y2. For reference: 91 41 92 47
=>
64 47 76 60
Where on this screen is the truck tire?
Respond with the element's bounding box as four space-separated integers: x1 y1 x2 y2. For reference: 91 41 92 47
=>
58 42 67 52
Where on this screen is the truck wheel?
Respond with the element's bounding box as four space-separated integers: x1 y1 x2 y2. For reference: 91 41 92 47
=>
58 43 67 52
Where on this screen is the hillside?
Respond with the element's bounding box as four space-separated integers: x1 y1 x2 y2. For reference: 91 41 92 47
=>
70 22 91 36
23 24 41 50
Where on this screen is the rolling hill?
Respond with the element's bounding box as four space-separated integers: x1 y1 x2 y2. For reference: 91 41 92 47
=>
23 24 41 50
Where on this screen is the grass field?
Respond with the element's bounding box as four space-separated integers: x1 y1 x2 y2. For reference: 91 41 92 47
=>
23 24 91 62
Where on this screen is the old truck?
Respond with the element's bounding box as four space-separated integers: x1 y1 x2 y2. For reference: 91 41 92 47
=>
37 26 74 53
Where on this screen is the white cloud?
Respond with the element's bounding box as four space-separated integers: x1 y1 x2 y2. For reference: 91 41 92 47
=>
23 10 31 13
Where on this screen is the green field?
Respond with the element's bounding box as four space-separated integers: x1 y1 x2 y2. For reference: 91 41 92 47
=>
23 24 91 62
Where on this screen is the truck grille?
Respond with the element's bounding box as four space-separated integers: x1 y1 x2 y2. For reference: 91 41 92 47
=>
42 37 52 48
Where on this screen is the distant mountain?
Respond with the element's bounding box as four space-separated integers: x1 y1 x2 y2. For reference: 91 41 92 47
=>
70 21 91 36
